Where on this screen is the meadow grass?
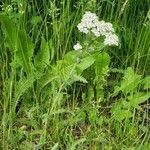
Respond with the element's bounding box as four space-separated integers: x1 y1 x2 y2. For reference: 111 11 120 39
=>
0 0 150 149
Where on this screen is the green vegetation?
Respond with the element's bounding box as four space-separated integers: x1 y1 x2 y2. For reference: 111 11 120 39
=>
0 0 150 149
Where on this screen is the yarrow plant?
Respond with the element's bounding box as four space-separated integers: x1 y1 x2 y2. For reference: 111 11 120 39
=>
72 11 119 101
74 11 119 49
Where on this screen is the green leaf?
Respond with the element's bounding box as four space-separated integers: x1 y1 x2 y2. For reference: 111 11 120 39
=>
111 102 132 121
111 99 134 121
14 74 35 112
0 14 17 51
142 76 150 90
15 30 34 74
70 74 88 84
64 51 79 65
113 67 142 95
63 51 95 75
34 37 50 72
91 52 110 100
128 92 150 107
37 70 59 93
92 52 110 80
76 55 95 74
0 16 34 74
36 135 46 148
56 61 77 83
54 52 94 85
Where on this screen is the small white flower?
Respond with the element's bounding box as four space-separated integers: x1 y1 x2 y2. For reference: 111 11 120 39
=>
91 28 101 37
77 23 89 34
73 43 82 50
104 33 119 46
77 11 99 34
96 21 114 36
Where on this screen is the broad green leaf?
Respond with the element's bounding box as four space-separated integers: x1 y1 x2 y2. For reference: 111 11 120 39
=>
92 52 110 80
91 52 110 100
34 37 50 72
0 14 17 51
76 56 95 74
55 60 77 83
15 30 34 74
64 51 79 65
128 92 150 107
63 64 77 82
63 51 94 76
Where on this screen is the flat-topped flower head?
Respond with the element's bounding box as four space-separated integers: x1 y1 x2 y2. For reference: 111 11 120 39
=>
96 21 115 36
77 11 99 34
76 11 119 47
77 12 115 35
104 33 119 46
73 43 82 51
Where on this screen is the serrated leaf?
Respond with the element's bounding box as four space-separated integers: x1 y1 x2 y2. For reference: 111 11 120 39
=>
34 37 50 72
112 108 132 121
113 67 142 95
14 74 35 112
37 70 59 93
71 74 88 84
60 63 77 82
76 56 95 74
64 51 79 65
111 101 132 121
122 67 141 93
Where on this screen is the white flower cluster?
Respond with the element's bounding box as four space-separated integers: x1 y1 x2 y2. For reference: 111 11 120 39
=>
104 33 119 46
77 11 119 46
77 11 99 34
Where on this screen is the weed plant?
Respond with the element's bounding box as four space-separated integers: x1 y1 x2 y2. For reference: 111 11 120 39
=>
0 0 150 149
